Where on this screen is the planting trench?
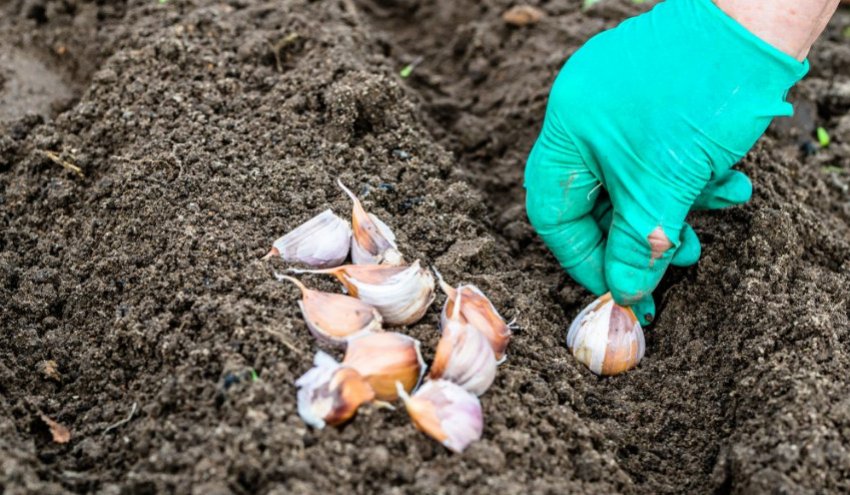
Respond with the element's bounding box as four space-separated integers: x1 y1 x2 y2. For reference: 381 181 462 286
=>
1 0 850 493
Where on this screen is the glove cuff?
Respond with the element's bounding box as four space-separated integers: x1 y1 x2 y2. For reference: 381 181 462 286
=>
696 0 809 88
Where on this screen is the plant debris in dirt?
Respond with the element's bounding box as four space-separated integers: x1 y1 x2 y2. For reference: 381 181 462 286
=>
2 0 850 494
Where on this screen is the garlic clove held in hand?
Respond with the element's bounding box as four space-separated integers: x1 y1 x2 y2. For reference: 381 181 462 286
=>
435 270 512 362
294 261 435 326
264 209 351 268
397 380 483 453
296 351 375 428
342 332 425 401
429 289 497 396
337 179 403 266
278 275 382 346
567 293 646 376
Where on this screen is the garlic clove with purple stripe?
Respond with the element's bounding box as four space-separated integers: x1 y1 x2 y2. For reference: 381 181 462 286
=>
292 261 435 326
337 179 403 266
296 351 375 428
278 275 382 346
429 289 497 396
397 380 483 453
264 209 351 268
434 269 513 362
567 293 645 376
342 332 426 401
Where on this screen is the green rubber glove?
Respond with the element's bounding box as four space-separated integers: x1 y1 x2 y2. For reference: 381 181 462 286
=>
525 0 808 325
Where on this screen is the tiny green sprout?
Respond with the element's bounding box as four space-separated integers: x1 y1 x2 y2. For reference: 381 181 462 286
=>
399 56 423 79
843 26 850 39
817 127 831 148
583 0 602 9
250 369 259 382
632 0 648 4
158 0 168 4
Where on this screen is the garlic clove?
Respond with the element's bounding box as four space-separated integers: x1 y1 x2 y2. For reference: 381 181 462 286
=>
264 209 351 268
291 264 408 295
342 332 426 401
296 351 376 428
435 269 513 362
397 380 483 453
293 261 435 326
429 289 497 396
278 275 383 346
567 293 646 376
337 179 403 266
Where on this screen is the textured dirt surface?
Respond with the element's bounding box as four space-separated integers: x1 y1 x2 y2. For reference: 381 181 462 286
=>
2 0 850 493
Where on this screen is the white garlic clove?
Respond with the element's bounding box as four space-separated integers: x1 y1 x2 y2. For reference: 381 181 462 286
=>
435 269 513 362
567 293 646 376
264 209 351 268
342 332 426 401
293 261 435 326
292 263 407 294
347 261 434 326
278 275 383 346
429 289 497 396
337 179 403 266
296 351 376 428
397 380 483 453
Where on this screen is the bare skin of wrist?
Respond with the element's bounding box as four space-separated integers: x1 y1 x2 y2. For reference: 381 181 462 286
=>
714 0 840 61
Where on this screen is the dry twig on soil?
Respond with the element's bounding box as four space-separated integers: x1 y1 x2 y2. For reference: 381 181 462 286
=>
39 150 84 178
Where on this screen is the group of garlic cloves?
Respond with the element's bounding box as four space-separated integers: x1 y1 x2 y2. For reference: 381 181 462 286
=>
266 180 512 453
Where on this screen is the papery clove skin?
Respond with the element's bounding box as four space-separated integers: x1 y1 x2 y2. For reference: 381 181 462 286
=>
567 293 645 376
293 261 435 326
435 270 512 362
279 275 383 346
296 351 376 428
264 209 351 268
429 290 497 396
342 332 426 400
337 179 403 266
293 263 407 295
397 380 483 453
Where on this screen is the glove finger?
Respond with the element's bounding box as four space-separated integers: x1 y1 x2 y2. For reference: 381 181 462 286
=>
525 134 608 295
670 222 701 267
619 225 693 326
693 170 753 210
631 294 656 327
597 197 700 268
591 192 613 233
604 209 682 306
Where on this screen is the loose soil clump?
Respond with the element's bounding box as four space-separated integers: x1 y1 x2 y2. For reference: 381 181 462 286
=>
2 1 849 493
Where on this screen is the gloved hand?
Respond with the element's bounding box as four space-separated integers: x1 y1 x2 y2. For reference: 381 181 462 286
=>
525 0 808 325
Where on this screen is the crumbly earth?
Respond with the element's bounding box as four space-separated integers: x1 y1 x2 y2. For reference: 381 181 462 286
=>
1 1 849 493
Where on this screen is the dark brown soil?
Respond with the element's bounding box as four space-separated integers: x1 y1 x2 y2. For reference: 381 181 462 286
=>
2 1 849 493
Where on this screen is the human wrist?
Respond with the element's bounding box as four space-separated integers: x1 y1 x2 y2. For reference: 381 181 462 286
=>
713 0 839 61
